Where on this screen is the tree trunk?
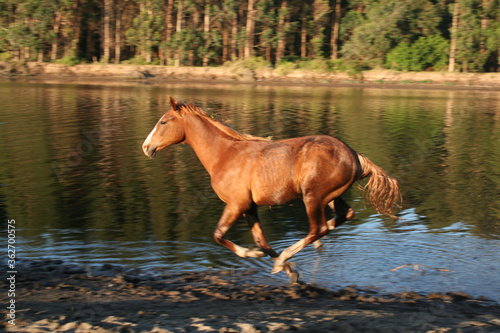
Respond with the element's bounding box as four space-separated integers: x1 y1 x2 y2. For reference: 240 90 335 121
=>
222 28 229 63
480 0 491 57
114 0 123 64
71 0 83 58
103 0 111 63
462 61 468 73
448 0 459 72
330 0 341 60
244 0 257 59
230 13 238 60
175 0 184 67
203 3 210 66
176 0 183 32
164 0 174 65
275 0 288 62
23 47 30 60
51 11 61 61
301 15 307 58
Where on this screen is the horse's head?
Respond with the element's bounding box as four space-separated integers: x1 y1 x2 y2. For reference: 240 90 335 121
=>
142 97 186 158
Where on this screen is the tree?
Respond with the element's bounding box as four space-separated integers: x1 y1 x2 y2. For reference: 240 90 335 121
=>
256 0 279 62
448 0 460 72
310 0 329 58
275 0 290 62
341 0 443 68
125 0 163 63
330 0 341 60
244 0 257 59
386 35 449 71
0 0 498 72
103 0 112 63
115 0 125 64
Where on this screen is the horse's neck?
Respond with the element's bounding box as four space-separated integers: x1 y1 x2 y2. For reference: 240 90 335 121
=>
183 116 234 175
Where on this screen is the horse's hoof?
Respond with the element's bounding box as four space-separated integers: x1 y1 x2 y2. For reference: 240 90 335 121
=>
346 208 355 220
271 265 284 274
326 218 336 230
271 259 286 274
313 240 324 252
245 248 265 258
289 272 300 284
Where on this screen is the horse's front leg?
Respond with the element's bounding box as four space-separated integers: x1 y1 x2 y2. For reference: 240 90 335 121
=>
244 205 299 283
214 205 265 258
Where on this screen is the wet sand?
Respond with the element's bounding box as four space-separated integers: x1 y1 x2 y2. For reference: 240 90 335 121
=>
2 259 499 332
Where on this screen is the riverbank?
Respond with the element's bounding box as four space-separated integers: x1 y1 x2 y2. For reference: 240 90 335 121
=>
2 61 500 89
1 259 499 332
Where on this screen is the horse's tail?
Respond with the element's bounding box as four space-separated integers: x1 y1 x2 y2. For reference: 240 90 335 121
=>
357 153 402 219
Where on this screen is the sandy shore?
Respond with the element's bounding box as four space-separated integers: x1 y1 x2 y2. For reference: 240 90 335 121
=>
1 62 500 90
1 259 499 332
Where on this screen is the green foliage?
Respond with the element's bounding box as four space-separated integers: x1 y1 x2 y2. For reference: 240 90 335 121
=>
342 0 444 69
0 0 499 72
55 55 82 66
386 42 413 71
225 56 271 71
275 57 365 76
121 55 154 65
0 52 14 61
386 35 449 71
167 28 204 65
412 35 449 71
125 0 164 63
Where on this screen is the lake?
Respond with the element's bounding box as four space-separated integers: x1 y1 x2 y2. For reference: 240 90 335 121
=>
1 80 499 301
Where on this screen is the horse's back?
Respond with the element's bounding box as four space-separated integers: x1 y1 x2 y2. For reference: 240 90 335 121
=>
249 135 359 206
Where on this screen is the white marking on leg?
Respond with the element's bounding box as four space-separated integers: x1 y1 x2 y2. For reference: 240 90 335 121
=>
233 244 265 258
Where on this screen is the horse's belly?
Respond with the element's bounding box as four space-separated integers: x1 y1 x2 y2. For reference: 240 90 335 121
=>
251 179 299 206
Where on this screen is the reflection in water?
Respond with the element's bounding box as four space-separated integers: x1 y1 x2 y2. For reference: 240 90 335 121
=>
0 81 499 300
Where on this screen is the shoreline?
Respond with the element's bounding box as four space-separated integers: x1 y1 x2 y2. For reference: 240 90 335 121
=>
2 62 500 91
2 258 500 332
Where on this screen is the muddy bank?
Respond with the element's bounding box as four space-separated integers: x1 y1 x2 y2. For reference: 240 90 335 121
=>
1 259 499 332
2 62 500 89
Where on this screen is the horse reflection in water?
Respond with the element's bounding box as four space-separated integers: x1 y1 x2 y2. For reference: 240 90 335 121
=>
143 97 402 282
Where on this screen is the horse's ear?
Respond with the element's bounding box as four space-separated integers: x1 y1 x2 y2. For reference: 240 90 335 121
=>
169 96 179 112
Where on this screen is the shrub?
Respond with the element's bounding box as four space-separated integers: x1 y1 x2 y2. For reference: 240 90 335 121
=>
275 60 297 75
55 55 82 66
386 42 413 71
224 56 271 71
411 35 449 71
386 35 450 71
0 52 14 61
297 58 332 72
122 55 160 65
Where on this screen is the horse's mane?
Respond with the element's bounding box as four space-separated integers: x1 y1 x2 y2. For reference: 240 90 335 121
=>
178 103 271 142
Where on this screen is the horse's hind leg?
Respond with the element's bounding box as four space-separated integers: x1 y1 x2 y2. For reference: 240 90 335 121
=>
313 196 355 250
326 196 355 230
244 205 299 282
272 196 328 274
214 205 265 258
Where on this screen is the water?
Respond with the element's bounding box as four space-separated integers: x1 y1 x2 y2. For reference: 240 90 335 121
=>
1 80 499 301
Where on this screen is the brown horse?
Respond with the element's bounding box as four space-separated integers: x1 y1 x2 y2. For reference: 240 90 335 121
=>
143 97 401 281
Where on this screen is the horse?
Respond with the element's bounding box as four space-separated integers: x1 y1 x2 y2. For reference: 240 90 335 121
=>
143 97 402 282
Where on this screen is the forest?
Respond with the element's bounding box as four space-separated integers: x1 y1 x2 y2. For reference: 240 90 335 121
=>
1 0 500 73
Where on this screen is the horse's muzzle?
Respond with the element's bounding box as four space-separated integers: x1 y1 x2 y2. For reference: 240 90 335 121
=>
142 144 157 158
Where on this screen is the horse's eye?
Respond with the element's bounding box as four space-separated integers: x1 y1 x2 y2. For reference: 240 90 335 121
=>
160 121 166 125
